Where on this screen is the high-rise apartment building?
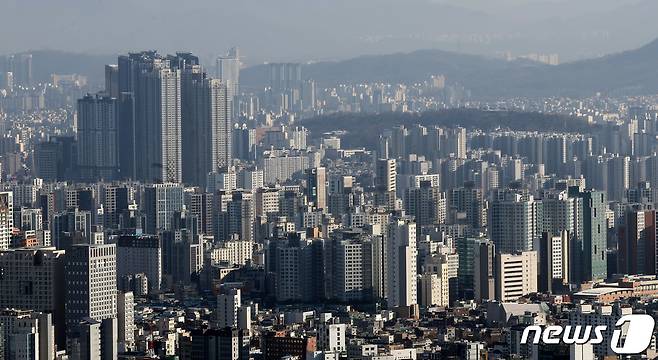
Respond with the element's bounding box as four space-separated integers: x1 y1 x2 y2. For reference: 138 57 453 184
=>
104 64 119 97
217 191 255 242
449 184 486 229
216 47 240 99
375 159 397 210
489 191 538 254
77 93 119 181
333 236 375 302
386 219 417 309
568 187 608 283
117 51 182 183
306 167 327 210
0 191 12 250
538 231 570 293
404 180 446 231
474 240 495 302
185 191 214 235
3 54 32 86
268 63 302 93
179 54 232 186
618 206 656 275
103 185 130 229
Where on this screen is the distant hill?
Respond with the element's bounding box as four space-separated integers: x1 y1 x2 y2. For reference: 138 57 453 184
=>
242 38 658 98
12 37 658 97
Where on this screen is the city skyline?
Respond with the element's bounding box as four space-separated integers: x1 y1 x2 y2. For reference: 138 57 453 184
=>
3 2 658 359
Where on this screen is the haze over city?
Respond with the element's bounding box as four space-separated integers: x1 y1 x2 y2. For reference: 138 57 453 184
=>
3 0 658 64
2 1 658 359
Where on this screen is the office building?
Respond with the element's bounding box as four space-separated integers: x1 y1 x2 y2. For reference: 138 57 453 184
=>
68 317 117 360
0 248 66 346
495 251 538 302
143 183 184 234
180 328 250 360
52 209 92 249
116 235 162 292
65 244 117 334
216 288 251 333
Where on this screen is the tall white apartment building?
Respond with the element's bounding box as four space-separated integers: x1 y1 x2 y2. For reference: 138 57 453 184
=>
386 219 417 309
0 191 13 250
117 291 135 352
217 288 241 328
334 239 374 302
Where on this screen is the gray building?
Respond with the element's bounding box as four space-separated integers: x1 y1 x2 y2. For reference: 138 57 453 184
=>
77 93 119 181
117 51 182 183
115 235 162 293
143 183 184 235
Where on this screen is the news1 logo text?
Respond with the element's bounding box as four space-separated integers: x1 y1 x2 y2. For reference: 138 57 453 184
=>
520 314 656 355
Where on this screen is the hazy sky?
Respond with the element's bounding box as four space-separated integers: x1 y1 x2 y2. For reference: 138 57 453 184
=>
2 0 657 64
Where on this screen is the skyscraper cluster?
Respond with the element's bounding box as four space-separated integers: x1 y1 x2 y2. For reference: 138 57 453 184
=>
81 51 233 185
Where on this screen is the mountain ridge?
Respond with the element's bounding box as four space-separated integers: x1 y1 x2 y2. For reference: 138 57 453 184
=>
6 37 658 98
241 37 658 98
